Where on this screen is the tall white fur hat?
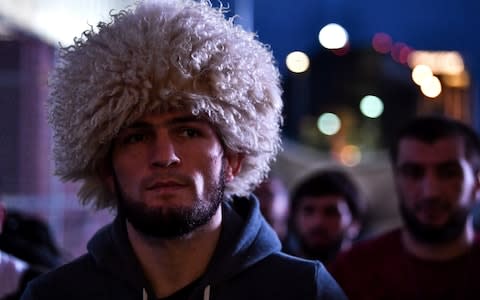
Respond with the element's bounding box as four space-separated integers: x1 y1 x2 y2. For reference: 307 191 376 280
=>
48 0 283 209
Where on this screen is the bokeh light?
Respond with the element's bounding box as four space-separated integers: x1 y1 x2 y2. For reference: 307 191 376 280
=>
339 145 362 167
317 113 341 135
443 71 470 88
359 95 384 118
332 42 350 56
391 42 411 64
286 51 310 73
318 23 349 49
372 32 392 54
408 51 464 76
411 64 433 86
420 76 442 98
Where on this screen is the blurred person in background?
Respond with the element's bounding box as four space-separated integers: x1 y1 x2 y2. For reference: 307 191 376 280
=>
0 201 28 300
283 169 365 264
0 210 64 272
20 1 348 299
330 115 480 300
253 176 289 241
0 202 63 300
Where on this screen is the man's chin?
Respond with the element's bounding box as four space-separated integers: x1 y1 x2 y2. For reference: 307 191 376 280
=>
303 236 337 251
305 240 331 250
416 212 450 227
126 208 208 239
141 202 187 212
402 213 467 244
143 191 190 205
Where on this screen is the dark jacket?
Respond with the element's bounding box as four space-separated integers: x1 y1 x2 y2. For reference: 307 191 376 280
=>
21 196 347 300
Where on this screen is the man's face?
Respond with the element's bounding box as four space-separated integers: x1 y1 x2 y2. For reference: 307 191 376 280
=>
255 179 289 238
395 136 480 244
107 111 242 239
294 195 355 259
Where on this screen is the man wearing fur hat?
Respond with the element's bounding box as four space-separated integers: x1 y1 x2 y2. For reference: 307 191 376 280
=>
21 1 347 299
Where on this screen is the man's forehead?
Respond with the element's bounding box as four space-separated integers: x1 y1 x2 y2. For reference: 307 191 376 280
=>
397 136 466 163
131 111 210 127
301 195 348 206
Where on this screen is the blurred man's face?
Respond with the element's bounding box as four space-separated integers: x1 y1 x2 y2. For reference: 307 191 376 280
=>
255 179 289 239
395 136 480 244
107 111 242 239
294 195 356 260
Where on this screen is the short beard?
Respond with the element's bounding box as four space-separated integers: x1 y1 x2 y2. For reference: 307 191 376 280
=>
399 201 470 245
115 169 226 239
295 226 344 262
298 236 343 263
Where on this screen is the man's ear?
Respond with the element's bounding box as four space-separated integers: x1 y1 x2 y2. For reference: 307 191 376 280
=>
224 152 245 182
346 219 362 241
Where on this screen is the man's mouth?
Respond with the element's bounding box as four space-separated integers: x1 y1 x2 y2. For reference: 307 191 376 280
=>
146 181 186 191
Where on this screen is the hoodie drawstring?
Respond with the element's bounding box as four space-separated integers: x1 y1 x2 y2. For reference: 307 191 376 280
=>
203 285 211 300
143 288 148 300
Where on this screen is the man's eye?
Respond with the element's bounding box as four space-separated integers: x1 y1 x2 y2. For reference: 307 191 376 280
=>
180 128 201 138
301 205 315 216
123 133 148 144
398 165 424 179
437 165 462 179
324 206 341 217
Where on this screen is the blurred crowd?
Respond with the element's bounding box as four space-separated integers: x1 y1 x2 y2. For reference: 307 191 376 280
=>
0 203 65 299
1 1 479 299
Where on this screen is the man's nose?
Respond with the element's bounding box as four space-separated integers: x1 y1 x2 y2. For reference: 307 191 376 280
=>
421 172 441 197
149 135 180 168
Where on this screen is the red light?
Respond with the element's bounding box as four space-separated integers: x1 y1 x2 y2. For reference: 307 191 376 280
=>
391 42 407 63
372 33 392 54
332 42 350 56
399 45 413 64
390 42 412 64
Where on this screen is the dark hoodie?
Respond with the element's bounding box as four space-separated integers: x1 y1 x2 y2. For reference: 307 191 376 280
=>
20 196 347 300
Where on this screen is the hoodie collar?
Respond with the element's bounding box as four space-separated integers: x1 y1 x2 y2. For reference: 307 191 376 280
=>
86 195 281 295
87 212 150 290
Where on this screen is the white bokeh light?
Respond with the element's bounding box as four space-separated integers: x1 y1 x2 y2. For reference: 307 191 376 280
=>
317 113 341 135
420 76 442 98
412 64 433 86
359 95 384 118
286 51 310 73
318 23 349 49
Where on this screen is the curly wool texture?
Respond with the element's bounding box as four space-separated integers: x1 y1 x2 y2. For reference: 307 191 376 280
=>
49 0 283 209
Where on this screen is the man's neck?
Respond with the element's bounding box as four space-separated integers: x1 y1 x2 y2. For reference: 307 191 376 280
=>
126 207 222 298
401 224 475 261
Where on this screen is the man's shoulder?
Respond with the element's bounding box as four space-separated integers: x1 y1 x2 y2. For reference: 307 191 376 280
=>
21 254 105 299
233 252 347 300
331 228 402 269
327 229 405 300
264 251 322 273
346 228 401 254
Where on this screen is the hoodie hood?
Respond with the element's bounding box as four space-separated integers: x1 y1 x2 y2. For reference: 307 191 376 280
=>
203 195 282 282
86 195 281 297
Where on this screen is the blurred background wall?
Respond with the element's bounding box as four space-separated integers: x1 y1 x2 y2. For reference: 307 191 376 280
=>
0 0 478 257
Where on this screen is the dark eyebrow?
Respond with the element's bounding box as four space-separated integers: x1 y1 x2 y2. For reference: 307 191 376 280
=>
397 160 462 172
437 160 462 168
397 161 421 167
